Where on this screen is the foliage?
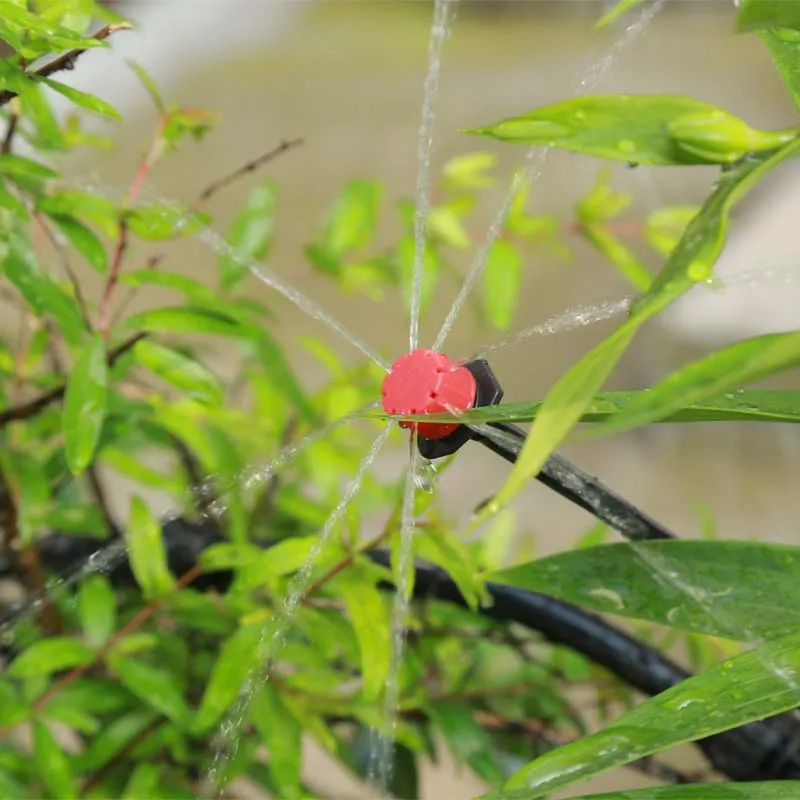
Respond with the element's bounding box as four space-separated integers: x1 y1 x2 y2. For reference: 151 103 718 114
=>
1 2 800 800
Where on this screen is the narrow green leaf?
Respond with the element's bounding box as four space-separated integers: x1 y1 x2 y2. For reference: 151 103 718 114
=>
63 335 108 475
490 540 800 641
251 685 303 799
342 572 391 701
125 305 242 338
219 182 276 291
37 191 119 238
41 77 120 119
109 656 190 727
125 496 175 598
193 623 268 732
483 238 523 331
2 450 50 544
427 701 504 784
322 179 382 258
132 339 223 405
121 268 215 302
644 206 700 256
501 630 800 796
737 0 800 32
122 763 162 799
465 94 797 166
469 139 800 532
442 151 497 190
0 153 59 181
126 204 207 241
9 637 95 677
596 0 648 28
760 29 800 111
33 720 78 799
555 784 800 800
586 331 800 439
49 213 108 273
126 59 166 113
78 574 116 649
581 222 652 292
74 710 156 772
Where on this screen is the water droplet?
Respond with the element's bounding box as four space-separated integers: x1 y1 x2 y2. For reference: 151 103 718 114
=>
617 139 636 154
574 110 587 122
414 461 437 493
687 261 710 281
724 392 735 401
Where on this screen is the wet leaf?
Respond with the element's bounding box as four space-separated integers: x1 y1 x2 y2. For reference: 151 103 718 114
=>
342 571 391 701
371 389 800 426
483 238 523 331
586 331 800 439
125 496 175 599
9 637 95 677
48 213 108 273
63 335 108 475
469 139 800 532
251 685 303 798
427 701 504 784
490 540 800 641
78 574 116 649
33 720 77 799
41 77 120 119
132 339 223 406
737 0 800 33
193 622 268 733
501 630 800 797
126 204 207 241
465 95 797 166
322 179 382 258
109 656 190 727
219 182 276 291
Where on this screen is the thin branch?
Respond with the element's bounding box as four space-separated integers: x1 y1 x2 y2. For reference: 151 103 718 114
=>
0 23 133 108
0 332 146 427
191 138 304 210
2 99 20 154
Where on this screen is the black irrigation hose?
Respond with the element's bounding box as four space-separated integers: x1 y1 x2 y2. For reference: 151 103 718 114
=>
474 422 677 542
4 520 796 784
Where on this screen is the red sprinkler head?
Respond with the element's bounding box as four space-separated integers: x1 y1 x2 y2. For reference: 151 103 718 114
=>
381 349 477 440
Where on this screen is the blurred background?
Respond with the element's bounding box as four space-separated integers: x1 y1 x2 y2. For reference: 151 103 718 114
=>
14 0 800 796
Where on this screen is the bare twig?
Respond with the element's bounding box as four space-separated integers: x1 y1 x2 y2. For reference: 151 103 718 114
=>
0 24 133 108
192 138 304 210
2 99 20 154
0 332 146 427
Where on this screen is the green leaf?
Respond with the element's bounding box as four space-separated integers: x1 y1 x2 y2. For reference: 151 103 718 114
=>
371 389 800 426
250 685 303 799
125 305 242 338
78 574 116 649
109 656 190 727
644 206 700 256
465 94 797 166
737 0 800 32
427 701 504 784
0 152 59 181
760 29 800 112
9 637 95 677
17 80 65 151
442 151 497 190
125 496 175 599
121 268 215 302
483 238 523 331
33 720 78 799
490 540 800 641
49 213 108 273
132 339 223 405
1 226 86 345
126 204 207 241
322 179 382 258
580 223 651 292
501 629 800 797
341 571 391 701
586 331 800 439
74 710 157 772
219 182 276 291
122 764 162 799
596 0 648 28
37 190 119 238
428 205 471 249
193 623 267 732
557 785 800 800
41 76 120 119
63 335 108 475
126 59 166 113
2 450 50 544
468 138 800 532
